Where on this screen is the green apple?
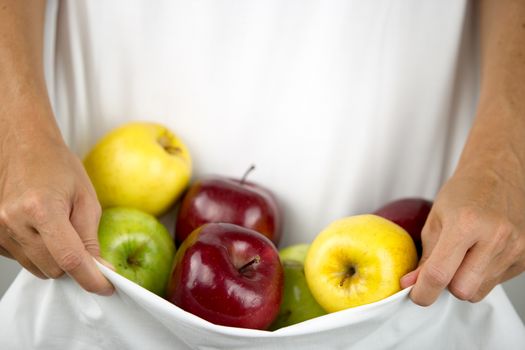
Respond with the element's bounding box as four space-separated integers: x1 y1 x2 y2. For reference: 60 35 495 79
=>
305 214 418 312
270 244 326 330
98 207 176 296
84 121 192 216
279 243 310 263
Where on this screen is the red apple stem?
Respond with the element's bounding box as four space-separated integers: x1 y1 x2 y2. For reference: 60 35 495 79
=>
238 255 260 273
339 266 356 287
240 164 256 185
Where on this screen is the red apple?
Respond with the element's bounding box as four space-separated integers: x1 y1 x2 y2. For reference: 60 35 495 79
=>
175 166 282 246
373 197 433 257
166 223 284 330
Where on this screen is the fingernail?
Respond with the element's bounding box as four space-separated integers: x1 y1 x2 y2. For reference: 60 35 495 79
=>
400 271 417 289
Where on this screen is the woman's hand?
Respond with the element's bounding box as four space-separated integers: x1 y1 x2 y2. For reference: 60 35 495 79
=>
401 0 525 306
0 121 114 296
401 160 525 304
0 0 113 296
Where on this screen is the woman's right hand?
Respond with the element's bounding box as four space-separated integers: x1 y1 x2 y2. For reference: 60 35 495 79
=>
0 111 114 296
0 0 113 296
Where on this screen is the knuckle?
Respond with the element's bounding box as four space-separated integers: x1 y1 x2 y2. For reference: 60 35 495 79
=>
491 221 513 252
449 282 477 301
56 251 84 272
424 263 451 288
21 192 49 224
455 207 481 233
0 207 9 227
494 220 513 241
0 205 18 231
83 238 100 256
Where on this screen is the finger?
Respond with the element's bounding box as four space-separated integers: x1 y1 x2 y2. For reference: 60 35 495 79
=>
410 224 475 306
69 194 102 257
400 266 420 289
448 242 499 301
401 213 441 289
0 235 47 279
0 244 13 259
418 212 442 265
468 266 510 303
36 216 114 296
470 252 525 302
468 273 501 303
11 225 65 279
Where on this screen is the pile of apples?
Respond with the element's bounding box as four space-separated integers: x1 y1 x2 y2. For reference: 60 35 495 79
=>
83 121 433 331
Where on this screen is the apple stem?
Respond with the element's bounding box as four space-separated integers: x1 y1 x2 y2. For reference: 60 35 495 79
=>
158 135 182 155
238 255 260 273
240 165 256 185
339 266 356 287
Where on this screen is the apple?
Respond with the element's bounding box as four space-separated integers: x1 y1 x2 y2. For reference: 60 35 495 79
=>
373 197 433 257
269 244 326 330
175 166 282 246
304 214 418 312
84 121 192 216
279 243 310 263
98 207 176 297
166 223 283 330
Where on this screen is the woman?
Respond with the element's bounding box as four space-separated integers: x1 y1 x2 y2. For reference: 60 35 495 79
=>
0 0 524 348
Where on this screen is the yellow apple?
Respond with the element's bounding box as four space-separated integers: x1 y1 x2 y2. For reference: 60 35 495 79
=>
304 214 418 313
84 122 192 216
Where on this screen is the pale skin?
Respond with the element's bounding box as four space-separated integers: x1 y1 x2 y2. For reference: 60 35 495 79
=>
0 0 524 305
0 0 113 296
400 0 525 305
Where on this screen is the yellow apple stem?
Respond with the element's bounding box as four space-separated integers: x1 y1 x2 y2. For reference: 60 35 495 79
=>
157 134 182 155
238 255 260 273
339 266 356 287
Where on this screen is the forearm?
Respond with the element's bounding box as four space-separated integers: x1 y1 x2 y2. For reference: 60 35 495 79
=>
457 0 525 176
407 0 525 306
0 0 62 144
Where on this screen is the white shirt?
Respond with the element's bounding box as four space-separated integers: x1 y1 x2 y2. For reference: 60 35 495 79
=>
1 1 523 349
47 0 478 246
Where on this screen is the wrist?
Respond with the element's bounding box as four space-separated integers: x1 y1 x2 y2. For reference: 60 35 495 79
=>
0 93 64 148
455 100 525 185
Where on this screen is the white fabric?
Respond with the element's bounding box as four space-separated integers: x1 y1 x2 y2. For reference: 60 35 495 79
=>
1 0 524 349
0 263 524 350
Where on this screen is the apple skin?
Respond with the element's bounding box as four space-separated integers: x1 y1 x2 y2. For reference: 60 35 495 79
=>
305 214 418 313
278 243 310 263
373 197 433 257
84 122 192 216
175 176 282 246
269 244 326 330
98 207 176 297
166 223 284 330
